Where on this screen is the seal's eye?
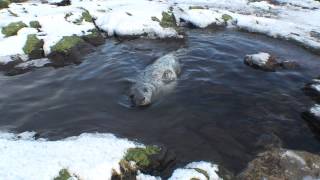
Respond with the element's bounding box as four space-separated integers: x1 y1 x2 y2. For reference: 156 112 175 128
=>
143 88 148 92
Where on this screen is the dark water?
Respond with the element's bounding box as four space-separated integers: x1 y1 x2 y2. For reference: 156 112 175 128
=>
1 29 320 174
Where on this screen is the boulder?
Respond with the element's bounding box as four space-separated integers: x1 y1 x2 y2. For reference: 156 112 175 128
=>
48 35 94 67
244 52 299 71
112 145 176 179
244 52 279 71
238 148 320 180
23 34 44 59
1 21 28 37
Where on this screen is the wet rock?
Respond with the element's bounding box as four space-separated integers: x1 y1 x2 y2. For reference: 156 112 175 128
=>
82 29 105 46
23 34 45 59
304 77 320 103
302 104 320 134
48 35 94 67
244 52 299 71
237 148 320 180
0 54 28 72
279 60 299 70
1 21 28 37
244 52 279 71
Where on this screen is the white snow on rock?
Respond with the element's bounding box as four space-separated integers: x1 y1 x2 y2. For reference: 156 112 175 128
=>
168 161 222 180
245 52 271 66
310 104 320 118
15 58 51 69
0 131 139 180
136 172 161 180
281 150 306 165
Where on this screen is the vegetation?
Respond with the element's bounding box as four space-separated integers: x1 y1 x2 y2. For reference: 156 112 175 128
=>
54 169 72 180
124 145 161 168
29 21 41 29
1 21 27 37
51 36 84 53
222 14 233 23
0 0 10 10
23 34 44 55
159 11 177 28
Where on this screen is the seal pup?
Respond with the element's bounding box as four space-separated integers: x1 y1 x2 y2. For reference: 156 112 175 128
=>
129 53 181 106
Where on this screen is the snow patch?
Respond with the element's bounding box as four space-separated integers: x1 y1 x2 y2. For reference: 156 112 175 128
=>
168 161 222 180
0 131 139 180
15 58 51 69
310 104 320 118
281 150 306 165
245 52 271 66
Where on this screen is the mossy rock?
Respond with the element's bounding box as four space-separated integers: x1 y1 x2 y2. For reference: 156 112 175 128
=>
29 21 41 29
160 11 177 29
54 169 72 180
1 21 27 37
124 146 161 168
222 14 233 23
23 34 44 59
0 0 10 10
82 29 105 46
189 6 205 10
51 36 85 54
82 10 93 22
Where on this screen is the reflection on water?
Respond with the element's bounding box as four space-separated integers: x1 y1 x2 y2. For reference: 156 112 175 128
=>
0 29 320 174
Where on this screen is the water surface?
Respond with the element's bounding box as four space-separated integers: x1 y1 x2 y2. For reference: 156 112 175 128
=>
1 29 320 175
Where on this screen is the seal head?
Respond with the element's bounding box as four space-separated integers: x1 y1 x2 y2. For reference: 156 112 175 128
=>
130 83 153 106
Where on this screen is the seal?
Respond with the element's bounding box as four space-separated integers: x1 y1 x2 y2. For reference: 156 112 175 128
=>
129 53 181 106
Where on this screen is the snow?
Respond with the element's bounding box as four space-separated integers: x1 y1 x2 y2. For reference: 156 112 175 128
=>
0 131 139 180
168 161 222 180
245 52 271 66
136 172 161 180
282 150 306 165
15 58 51 68
0 0 320 64
310 104 320 118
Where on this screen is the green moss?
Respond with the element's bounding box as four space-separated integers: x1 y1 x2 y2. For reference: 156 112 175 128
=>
29 21 41 29
1 21 27 37
23 34 43 55
194 168 210 180
124 146 161 168
0 0 10 10
189 6 205 9
54 169 71 180
159 11 176 28
151 16 160 22
82 10 93 22
222 14 233 22
51 36 84 54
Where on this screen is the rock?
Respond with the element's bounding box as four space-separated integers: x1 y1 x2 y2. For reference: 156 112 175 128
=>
114 145 176 179
0 0 10 10
279 60 299 69
23 34 44 59
51 0 71 6
82 29 105 46
168 161 223 180
244 52 299 71
1 21 28 37
244 52 279 71
222 14 233 23
29 21 41 29
48 35 94 66
54 169 77 180
160 11 177 29
237 148 320 180
302 104 320 134
304 77 320 103
0 54 27 72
